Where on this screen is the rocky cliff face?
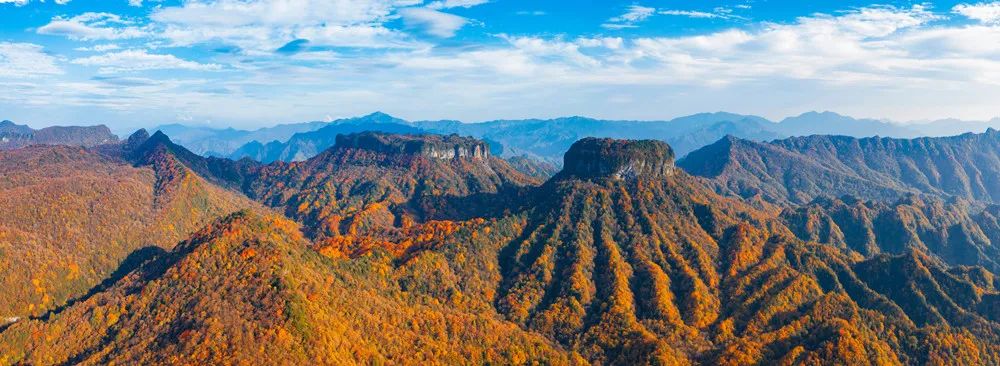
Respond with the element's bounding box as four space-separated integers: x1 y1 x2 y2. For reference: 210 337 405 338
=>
560 137 675 180
335 132 490 161
0 120 119 149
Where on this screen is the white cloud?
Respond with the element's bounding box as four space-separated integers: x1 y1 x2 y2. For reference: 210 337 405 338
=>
147 0 419 51
954 2 1000 24
398 7 468 37
605 5 746 28
0 0 69 5
609 5 655 23
426 0 487 9
74 44 121 52
0 42 62 78
6 3 1000 126
516 10 545 16
37 12 149 40
603 5 654 28
659 10 724 19
71 49 222 73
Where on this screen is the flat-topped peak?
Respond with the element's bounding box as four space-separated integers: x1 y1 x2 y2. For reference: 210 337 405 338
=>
334 132 490 160
560 137 675 180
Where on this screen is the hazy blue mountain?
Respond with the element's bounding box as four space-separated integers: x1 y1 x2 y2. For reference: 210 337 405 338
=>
907 117 1000 137
775 111 920 137
169 111 1000 166
416 112 783 162
225 112 783 164
229 112 422 162
151 120 328 156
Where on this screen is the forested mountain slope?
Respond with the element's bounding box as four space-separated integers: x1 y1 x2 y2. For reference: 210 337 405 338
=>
2 132 1000 365
0 131 255 319
0 211 575 365
492 138 1000 364
680 130 1000 205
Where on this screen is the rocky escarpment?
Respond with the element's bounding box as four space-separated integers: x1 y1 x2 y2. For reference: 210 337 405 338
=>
0 120 118 149
335 132 490 160
559 137 675 180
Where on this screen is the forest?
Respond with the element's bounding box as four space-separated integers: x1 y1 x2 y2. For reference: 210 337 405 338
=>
0 130 999 365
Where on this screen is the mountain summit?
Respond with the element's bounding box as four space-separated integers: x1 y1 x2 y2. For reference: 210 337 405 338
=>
560 137 675 180
0 120 118 149
334 132 489 160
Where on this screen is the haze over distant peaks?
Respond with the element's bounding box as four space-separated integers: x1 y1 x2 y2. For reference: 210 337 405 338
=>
130 110 999 167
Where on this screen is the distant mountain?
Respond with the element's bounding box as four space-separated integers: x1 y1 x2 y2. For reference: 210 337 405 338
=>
680 130 1000 205
152 120 327 157
225 112 783 164
0 120 118 149
417 112 783 162
775 111 920 138
229 112 422 163
149 111 1000 168
908 117 1000 137
503 155 559 180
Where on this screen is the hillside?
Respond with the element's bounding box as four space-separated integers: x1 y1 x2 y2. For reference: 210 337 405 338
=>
0 132 256 319
245 131 540 258
782 195 1000 272
2 133 1000 364
492 138 1000 364
0 120 118 149
0 211 574 364
680 130 1000 205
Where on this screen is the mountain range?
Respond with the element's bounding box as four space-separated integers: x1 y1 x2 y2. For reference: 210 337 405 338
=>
679 130 1000 205
2 124 1000 363
137 111 1000 166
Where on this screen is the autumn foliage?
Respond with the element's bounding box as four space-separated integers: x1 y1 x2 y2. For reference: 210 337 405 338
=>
1 133 1000 365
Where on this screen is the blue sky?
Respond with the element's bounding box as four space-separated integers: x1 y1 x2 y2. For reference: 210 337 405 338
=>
1 0 999 131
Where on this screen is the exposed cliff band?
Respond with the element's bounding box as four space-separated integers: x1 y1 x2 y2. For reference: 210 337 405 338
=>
335 132 490 160
559 137 675 180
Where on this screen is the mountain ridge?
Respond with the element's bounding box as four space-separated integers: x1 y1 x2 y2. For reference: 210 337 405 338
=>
0 120 118 150
680 130 1000 205
3 129 1000 364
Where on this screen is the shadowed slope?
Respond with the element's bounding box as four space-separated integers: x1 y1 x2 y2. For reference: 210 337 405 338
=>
494 138 1000 364
0 211 576 365
246 131 540 258
782 195 1000 272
